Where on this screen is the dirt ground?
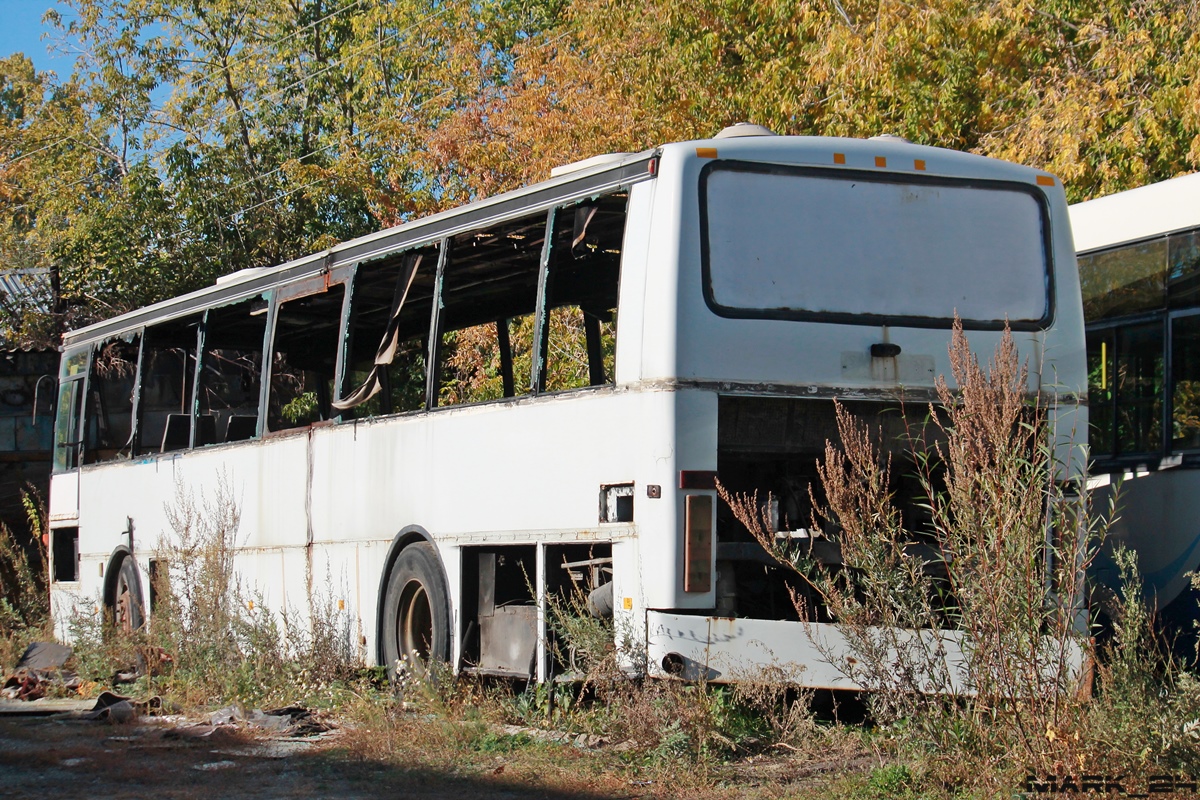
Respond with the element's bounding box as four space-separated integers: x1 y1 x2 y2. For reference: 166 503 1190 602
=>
0 712 634 800
0 703 876 800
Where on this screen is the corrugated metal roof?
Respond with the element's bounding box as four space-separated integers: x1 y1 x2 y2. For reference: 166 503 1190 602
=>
0 268 52 306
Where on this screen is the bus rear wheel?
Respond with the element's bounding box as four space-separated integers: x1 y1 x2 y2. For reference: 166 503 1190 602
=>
382 542 450 678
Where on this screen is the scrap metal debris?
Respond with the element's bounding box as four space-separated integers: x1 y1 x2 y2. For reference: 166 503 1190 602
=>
2 642 333 749
86 691 167 723
14 642 72 671
112 646 174 685
1 642 79 701
208 703 333 737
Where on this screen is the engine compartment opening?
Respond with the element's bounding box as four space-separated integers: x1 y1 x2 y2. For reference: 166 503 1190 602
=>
715 396 951 622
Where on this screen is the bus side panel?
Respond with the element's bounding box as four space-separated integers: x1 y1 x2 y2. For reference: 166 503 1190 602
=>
61 437 310 629
72 457 186 615
307 389 687 658
636 158 682 384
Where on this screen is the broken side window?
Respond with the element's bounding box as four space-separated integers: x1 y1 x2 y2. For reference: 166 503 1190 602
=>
83 336 140 464
540 193 626 392
435 214 545 407
139 316 201 454
267 284 346 432
338 245 438 418
198 299 268 445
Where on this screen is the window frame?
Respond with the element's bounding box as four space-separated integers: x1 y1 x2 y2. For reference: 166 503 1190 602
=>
697 160 1056 332
1082 226 1200 472
264 279 351 435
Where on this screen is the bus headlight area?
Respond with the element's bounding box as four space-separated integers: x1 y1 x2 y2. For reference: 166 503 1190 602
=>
45 130 1087 691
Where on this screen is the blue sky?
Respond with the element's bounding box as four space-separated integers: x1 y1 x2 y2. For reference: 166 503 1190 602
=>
0 0 73 75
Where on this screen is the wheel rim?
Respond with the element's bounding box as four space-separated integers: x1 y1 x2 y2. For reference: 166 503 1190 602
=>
115 567 138 633
397 579 433 662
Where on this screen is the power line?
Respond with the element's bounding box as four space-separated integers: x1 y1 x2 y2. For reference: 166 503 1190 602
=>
144 87 455 251
0 0 373 171
173 0 371 98
0 0 450 173
6 11 564 242
140 0 457 159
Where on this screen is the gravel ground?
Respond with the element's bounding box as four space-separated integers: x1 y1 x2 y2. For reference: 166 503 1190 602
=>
0 712 615 800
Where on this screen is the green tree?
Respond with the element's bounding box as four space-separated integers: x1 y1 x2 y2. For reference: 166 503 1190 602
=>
418 0 1200 202
5 0 1200 345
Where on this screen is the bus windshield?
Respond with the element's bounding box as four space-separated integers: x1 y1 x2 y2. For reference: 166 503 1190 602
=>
700 162 1051 327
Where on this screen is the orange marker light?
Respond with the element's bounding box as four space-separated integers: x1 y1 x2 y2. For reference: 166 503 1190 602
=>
914 159 926 171
875 156 887 168
695 147 718 159
1036 175 1056 186
833 153 846 165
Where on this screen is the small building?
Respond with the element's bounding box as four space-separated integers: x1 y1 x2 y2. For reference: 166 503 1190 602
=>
0 347 56 535
0 267 57 538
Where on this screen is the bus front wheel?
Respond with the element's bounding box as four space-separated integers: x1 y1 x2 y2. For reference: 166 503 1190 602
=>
382 542 450 677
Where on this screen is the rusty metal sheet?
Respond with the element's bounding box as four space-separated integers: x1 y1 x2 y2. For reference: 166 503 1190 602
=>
479 605 537 675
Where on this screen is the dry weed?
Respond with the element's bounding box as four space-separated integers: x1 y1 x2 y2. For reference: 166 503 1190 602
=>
69 474 359 709
717 320 1200 795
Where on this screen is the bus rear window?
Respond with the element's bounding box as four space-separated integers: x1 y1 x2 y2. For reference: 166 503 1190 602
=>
700 162 1052 329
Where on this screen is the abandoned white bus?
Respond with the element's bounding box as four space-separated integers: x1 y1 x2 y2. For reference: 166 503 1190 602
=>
47 128 1086 687
1071 173 1200 617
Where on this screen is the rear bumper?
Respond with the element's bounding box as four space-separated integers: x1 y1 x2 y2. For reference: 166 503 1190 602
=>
645 611 1085 693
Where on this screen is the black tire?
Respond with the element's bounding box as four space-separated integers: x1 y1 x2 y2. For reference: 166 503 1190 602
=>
108 554 145 634
381 542 451 676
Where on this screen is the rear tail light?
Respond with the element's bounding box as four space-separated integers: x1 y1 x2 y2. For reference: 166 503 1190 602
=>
684 495 714 593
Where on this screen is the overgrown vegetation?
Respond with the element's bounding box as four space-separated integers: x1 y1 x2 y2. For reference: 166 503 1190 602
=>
0 488 50 672
719 323 1200 795
65 477 362 709
356 616 865 797
533 588 848 772
7 330 1200 798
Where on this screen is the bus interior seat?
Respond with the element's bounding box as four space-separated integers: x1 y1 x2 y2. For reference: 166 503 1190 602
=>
196 414 217 447
160 414 190 452
225 414 257 443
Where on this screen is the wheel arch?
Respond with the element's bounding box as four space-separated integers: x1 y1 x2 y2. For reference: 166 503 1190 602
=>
375 525 450 667
102 545 141 613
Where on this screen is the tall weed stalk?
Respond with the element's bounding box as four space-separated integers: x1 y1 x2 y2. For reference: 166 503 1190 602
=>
718 322 1197 792
70 475 356 708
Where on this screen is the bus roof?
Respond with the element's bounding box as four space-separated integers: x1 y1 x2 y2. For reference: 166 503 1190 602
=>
62 150 657 348
62 134 1060 349
1069 171 1200 254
